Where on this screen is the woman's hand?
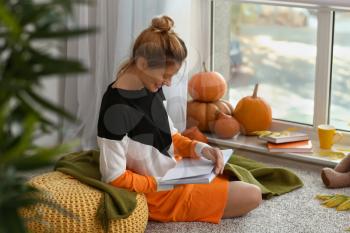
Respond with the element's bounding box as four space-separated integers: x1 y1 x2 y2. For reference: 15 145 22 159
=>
201 146 224 175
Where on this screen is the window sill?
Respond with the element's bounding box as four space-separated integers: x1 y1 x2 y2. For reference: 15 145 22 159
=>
206 133 346 167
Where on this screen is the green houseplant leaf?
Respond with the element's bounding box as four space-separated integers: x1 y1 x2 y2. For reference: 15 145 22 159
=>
0 0 95 232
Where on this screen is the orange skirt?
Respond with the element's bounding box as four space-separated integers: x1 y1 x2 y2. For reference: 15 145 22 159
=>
145 176 229 224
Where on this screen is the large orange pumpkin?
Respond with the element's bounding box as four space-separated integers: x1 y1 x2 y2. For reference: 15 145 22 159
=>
188 62 227 102
233 84 272 135
187 99 234 132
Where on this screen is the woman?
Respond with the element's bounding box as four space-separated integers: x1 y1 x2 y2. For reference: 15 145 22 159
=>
97 15 262 223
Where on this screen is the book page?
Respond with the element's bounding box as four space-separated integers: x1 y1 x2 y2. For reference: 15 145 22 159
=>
160 149 233 182
161 158 213 181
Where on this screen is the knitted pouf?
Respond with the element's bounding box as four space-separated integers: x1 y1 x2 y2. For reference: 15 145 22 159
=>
21 171 148 233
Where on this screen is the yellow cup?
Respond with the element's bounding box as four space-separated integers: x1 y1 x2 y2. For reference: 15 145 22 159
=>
318 124 343 149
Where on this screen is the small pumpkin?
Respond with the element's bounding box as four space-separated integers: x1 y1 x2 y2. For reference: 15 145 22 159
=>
233 83 272 135
188 62 227 102
213 111 240 139
182 126 208 143
187 99 234 132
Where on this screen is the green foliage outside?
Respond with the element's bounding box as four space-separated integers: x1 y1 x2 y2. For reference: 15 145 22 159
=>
0 0 94 232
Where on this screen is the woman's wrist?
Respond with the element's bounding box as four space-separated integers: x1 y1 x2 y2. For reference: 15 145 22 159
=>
194 141 210 158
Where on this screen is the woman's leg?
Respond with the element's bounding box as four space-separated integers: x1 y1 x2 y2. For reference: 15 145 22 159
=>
321 168 350 188
222 181 262 218
321 154 350 188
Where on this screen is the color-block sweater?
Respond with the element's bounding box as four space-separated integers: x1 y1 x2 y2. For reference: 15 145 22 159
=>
97 83 206 193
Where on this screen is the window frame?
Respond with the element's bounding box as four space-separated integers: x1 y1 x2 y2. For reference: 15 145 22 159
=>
208 0 350 145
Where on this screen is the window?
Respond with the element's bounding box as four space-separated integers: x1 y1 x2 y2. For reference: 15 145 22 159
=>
214 2 317 125
330 12 350 131
212 0 350 138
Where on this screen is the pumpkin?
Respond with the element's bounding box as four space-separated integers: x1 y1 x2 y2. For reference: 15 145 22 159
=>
233 83 272 135
182 126 208 143
187 99 234 132
213 112 240 139
188 62 227 102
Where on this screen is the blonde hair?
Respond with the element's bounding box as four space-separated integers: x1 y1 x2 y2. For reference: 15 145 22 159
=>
117 15 187 77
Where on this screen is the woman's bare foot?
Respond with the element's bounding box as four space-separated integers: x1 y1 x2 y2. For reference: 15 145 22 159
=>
321 167 350 188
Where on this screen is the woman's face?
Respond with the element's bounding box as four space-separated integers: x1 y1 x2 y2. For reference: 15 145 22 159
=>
141 62 182 92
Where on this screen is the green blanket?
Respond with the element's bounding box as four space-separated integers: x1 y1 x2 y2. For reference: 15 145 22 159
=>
225 155 303 199
55 150 303 223
54 150 136 230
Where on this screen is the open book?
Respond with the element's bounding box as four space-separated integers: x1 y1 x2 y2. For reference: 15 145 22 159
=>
158 149 233 186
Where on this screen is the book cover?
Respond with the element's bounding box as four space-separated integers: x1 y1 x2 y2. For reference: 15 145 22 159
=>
158 149 233 185
267 140 312 153
259 131 309 144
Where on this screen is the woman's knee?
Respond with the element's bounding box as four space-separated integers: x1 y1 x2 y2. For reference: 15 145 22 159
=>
234 182 262 209
245 184 262 208
224 182 262 217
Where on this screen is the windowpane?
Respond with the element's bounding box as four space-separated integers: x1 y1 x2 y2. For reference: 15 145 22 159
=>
330 12 350 131
213 1 317 125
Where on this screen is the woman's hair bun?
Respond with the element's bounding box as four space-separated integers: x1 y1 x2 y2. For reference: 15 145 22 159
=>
151 15 174 33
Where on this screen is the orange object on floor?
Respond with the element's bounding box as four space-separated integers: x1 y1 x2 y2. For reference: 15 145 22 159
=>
146 175 229 223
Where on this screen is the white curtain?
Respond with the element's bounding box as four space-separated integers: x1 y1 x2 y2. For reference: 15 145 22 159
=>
61 0 210 150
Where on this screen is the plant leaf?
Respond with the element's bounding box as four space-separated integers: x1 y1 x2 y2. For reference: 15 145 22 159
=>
16 92 58 129
29 49 88 76
0 114 37 164
26 88 77 122
12 141 78 171
0 1 21 38
32 27 96 39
